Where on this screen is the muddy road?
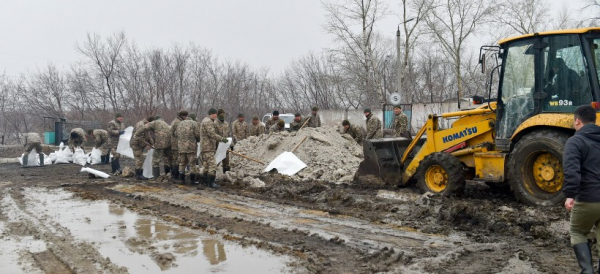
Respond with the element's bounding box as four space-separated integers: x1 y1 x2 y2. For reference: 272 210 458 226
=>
0 159 581 273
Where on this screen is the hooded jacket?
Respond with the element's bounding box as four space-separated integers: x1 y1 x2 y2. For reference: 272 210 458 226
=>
563 124 600 202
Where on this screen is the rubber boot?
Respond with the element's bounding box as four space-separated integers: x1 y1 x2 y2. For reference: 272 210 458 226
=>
201 172 208 186
152 166 160 179
179 172 186 185
208 174 219 188
39 154 45 166
573 242 593 274
190 174 196 185
22 154 28 167
112 159 122 175
136 169 149 180
171 166 179 182
222 166 230 173
164 165 171 176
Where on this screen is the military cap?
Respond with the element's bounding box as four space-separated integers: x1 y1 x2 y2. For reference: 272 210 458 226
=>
294 112 301 117
273 110 279 116
277 120 285 127
179 109 189 117
189 113 197 121
312 106 319 111
208 108 217 115
154 115 162 120
252 116 259 120
364 108 371 113
393 105 402 110
238 113 244 118
146 116 155 122
342 120 350 126
115 113 123 118
217 109 225 115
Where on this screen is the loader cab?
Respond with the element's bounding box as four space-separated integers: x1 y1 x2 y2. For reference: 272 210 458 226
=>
495 29 600 150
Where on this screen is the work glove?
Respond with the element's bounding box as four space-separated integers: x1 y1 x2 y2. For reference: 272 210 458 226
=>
221 138 228 143
119 130 125 135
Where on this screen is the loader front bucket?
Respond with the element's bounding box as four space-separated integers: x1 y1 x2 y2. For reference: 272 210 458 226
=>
354 137 424 186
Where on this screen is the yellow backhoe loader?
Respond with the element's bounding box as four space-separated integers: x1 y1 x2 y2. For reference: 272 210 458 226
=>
356 27 600 206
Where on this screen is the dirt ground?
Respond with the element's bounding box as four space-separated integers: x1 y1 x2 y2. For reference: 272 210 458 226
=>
0 155 584 273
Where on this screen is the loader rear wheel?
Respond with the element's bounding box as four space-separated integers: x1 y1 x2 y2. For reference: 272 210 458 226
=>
416 152 465 196
508 130 568 206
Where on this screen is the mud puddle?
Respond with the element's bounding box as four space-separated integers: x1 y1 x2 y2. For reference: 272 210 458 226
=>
1 187 296 273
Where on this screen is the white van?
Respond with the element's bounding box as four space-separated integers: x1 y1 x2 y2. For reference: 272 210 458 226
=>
262 113 295 130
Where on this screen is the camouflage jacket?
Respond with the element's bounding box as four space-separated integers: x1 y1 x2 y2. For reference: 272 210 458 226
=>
265 117 279 133
176 119 201 153
393 113 409 137
200 117 223 152
290 118 304 131
140 119 171 149
249 123 265 136
170 116 187 150
70 128 87 144
107 119 125 143
93 129 110 148
25 132 41 144
231 120 248 143
306 113 321 128
365 114 382 139
215 119 230 139
269 124 284 134
131 120 153 147
344 125 363 144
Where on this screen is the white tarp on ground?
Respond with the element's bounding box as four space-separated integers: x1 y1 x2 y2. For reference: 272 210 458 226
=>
142 149 154 178
17 149 40 166
264 151 307 176
116 126 134 159
80 167 110 178
215 138 232 164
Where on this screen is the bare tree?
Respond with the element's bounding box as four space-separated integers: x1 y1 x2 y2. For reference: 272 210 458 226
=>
423 0 492 107
491 0 550 36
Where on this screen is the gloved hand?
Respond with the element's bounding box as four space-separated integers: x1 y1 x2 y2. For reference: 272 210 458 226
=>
230 145 234 151
221 138 228 143
119 131 125 135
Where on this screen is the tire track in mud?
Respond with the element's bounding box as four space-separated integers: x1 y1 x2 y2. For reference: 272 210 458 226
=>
0 186 128 274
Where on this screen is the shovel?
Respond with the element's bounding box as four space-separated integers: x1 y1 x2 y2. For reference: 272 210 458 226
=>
264 135 309 176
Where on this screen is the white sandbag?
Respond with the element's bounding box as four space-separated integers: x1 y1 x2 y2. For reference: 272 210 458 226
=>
88 148 102 165
48 152 57 163
215 138 232 164
142 149 154 178
17 149 40 166
80 167 110 178
264 151 307 176
43 153 52 165
116 126 134 159
72 147 87 166
54 147 70 164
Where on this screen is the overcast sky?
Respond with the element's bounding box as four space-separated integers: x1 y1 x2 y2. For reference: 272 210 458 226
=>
0 0 591 78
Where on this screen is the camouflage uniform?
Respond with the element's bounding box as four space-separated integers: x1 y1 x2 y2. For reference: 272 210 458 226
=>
365 113 383 139
249 122 265 136
393 112 409 137
290 118 304 131
306 113 321 128
200 116 223 176
130 120 153 169
92 129 111 155
24 132 43 154
68 128 87 151
107 119 125 159
177 119 201 175
169 116 187 167
232 120 248 144
214 119 231 169
269 124 284 134
139 118 171 168
344 125 364 144
265 117 279 133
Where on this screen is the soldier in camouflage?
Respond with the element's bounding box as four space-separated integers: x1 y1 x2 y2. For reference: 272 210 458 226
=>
306 106 321 128
269 120 285 134
249 116 265 136
342 120 363 144
176 115 201 185
107 113 126 174
130 116 154 180
232 113 248 144
214 109 231 173
22 132 44 167
393 105 409 137
290 113 304 131
169 109 189 179
87 129 111 164
364 108 382 139
138 115 171 178
68 128 87 153
200 108 227 188
265 110 280 133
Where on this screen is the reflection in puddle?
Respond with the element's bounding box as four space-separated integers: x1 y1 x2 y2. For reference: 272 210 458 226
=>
23 188 294 273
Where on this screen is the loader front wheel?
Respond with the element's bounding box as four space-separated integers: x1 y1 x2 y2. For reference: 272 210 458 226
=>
416 152 465 196
508 130 568 206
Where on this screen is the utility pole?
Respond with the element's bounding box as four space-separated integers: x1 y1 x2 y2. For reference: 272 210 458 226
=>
396 18 414 105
